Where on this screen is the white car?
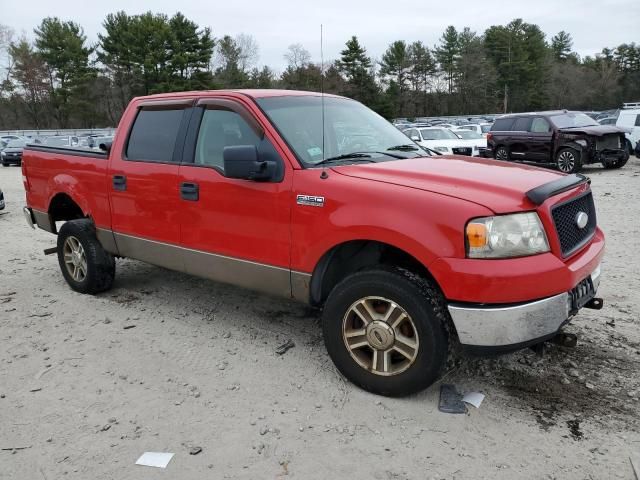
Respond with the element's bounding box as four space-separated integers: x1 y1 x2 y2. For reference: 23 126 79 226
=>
616 104 640 151
452 129 487 155
403 127 476 156
455 124 493 138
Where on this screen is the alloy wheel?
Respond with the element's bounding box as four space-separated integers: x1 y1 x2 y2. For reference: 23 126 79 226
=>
495 147 508 160
63 236 87 282
557 151 576 173
342 296 419 376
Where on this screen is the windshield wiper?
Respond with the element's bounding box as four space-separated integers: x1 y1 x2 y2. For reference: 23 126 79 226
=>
314 153 374 166
387 144 420 152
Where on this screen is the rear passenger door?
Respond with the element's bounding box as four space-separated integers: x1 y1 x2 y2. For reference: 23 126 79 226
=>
527 117 553 162
108 99 193 271
508 117 533 160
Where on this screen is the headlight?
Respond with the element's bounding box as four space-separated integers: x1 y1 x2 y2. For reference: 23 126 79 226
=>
434 146 448 152
466 212 549 258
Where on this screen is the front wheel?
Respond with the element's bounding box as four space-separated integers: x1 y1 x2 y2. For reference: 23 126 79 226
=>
556 148 582 173
322 268 449 397
57 219 115 294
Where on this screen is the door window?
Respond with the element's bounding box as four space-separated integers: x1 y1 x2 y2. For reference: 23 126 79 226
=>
530 117 551 133
512 117 532 131
195 109 261 171
492 118 515 131
126 108 186 162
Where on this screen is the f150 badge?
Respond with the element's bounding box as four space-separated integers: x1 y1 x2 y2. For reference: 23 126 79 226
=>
296 195 325 207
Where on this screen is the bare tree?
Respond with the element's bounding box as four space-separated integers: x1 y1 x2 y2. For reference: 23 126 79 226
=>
0 24 15 90
284 43 311 70
235 33 259 72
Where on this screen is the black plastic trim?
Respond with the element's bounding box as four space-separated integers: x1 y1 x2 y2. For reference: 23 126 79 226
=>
24 145 108 160
525 173 590 205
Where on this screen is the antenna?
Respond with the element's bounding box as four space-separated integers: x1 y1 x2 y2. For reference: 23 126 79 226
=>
319 24 328 178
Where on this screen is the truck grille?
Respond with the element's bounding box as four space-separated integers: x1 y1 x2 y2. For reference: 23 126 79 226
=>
452 147 472 156
551 191 596 257
596 134 621 150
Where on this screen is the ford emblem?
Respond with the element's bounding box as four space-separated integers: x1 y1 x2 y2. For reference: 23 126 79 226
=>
575 211 589 229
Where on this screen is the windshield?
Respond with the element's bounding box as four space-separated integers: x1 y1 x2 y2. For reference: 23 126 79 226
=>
419 128 458 140
550 113 599 129
455 130 483 139
7 139 26 148
256 96 428 166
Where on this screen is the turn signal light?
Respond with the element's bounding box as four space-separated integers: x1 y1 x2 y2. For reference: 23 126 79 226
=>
466 223 488 248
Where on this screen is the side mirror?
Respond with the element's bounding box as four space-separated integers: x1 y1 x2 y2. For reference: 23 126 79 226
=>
223 145 276 181
99 141 112 153
410 135 420 142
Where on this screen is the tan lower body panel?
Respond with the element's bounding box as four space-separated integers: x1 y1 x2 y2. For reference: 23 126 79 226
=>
104 230 310 301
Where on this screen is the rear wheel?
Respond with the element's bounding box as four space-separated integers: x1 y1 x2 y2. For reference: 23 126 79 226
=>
494 146 509 161
556 148 582 173
322 268 449 397
57 219 115 294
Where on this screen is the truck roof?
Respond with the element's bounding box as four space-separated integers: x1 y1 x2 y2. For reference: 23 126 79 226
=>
132 89 344 101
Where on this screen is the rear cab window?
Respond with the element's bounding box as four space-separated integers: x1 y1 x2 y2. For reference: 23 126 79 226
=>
126 108 187 162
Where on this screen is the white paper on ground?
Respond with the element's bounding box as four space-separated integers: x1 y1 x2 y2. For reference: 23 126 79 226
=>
462 392 485 409
135 452 175 468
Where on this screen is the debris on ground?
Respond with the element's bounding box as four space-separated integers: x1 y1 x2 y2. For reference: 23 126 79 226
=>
462 392 485 409
135 452 175 468
189 446 202 455
438 384 466 414
275 339 295 355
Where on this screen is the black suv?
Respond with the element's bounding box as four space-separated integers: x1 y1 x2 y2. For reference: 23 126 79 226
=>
487 111 629 173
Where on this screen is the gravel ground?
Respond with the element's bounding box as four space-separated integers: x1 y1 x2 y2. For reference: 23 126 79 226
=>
1 159 639 479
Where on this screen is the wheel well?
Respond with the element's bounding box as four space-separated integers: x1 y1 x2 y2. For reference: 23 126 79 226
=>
309 240 437 306
48 193 85 223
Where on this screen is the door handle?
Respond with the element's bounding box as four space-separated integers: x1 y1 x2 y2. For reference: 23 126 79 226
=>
113 175 126 191
180 182 199 201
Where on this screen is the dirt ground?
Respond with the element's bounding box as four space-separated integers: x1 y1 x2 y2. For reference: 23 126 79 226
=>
1 158 639 480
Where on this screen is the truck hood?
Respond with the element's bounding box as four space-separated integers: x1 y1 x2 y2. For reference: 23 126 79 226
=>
558 125 628 136
332 156 564 214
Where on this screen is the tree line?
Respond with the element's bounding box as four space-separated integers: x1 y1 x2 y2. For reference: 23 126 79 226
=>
0 13 639 129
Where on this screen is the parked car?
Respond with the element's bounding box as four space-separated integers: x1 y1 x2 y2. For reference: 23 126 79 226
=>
43 135 80 148
0 186 4 210
452 129 487 155
23 90 605 397
1 135 21 148
488 111 629 173
1 138 27 166
616 104 640 153
598 116 618 126
455 124 493 138
403 126 475 155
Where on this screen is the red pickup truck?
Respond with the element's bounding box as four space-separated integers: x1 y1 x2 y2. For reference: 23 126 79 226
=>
22 90 604 396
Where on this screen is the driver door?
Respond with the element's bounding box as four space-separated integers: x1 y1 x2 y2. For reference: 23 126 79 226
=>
177 98 293 297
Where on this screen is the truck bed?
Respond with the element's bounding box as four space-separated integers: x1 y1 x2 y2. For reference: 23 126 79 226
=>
23 145 112 231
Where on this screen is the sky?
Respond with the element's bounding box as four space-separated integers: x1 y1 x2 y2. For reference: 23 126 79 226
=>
7 0 639 71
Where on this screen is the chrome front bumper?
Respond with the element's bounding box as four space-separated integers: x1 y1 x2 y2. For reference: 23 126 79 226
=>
448 265 601 348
